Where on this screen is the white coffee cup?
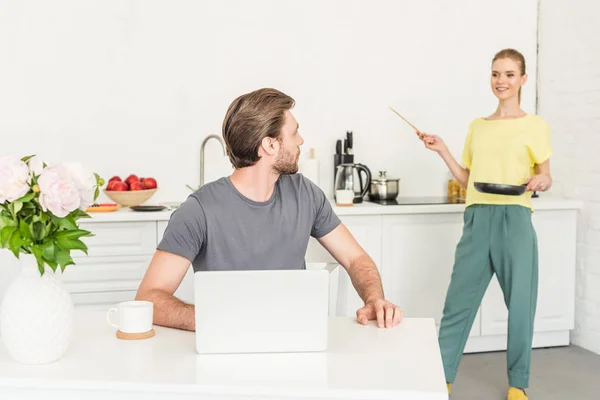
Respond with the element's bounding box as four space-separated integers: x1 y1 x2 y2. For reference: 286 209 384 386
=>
106 301 153 333
335 189 354 206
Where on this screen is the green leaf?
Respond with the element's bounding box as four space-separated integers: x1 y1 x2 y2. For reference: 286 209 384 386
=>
94 187 99 201
73 209 91 220
1 226 17 248
32 221 44 241
42 241 56 261
42 257 58 273
19 220 33 241
21 200 36 209
55 229 92 240
19 207 35 219
55 249 74 272
9 229 23 257
0 215 16 229
16 192 35 203
21 155 35 163
56 237 88 254
52 215 77 230
12 201 23 214
31 244 43 259
31 245 45 275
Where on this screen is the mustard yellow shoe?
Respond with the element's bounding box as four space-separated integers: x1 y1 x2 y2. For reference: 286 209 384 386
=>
447 383 451 394
507 387 528 400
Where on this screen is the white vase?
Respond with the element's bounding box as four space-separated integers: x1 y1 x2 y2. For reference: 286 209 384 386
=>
0 254 74 364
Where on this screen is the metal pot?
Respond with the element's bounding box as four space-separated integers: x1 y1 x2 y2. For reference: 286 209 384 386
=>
368 170 400 201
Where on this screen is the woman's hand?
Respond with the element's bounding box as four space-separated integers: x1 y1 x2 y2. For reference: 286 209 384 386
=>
525 173 552 192
418 131 448 154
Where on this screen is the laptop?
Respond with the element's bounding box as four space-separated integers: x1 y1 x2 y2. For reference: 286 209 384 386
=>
193 263 338 354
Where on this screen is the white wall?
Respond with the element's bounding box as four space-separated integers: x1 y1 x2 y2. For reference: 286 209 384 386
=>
0 0 538 203
538 0 600 355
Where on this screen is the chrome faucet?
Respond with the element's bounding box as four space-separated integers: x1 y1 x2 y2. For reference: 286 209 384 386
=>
199 134 227 188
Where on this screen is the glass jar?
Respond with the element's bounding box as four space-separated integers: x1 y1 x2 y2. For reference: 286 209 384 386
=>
447 173 461 202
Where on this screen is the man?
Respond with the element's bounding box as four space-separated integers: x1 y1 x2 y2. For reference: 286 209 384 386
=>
136 88 403 331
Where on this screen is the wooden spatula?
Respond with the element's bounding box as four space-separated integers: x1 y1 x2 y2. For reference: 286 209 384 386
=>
388 106 424 140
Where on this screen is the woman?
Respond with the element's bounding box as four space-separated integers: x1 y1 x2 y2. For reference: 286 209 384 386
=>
420 48 552 400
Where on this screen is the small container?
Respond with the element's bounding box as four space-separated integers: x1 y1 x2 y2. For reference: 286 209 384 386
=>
447 173 461 201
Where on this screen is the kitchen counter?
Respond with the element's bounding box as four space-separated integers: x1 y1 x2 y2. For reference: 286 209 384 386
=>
0 196 580 360
0 311 447 400
83 196 583 222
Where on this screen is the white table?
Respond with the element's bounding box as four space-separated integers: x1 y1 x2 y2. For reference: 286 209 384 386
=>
0 311 447 399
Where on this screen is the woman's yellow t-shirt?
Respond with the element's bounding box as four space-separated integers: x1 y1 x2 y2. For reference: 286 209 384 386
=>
461 114 552 211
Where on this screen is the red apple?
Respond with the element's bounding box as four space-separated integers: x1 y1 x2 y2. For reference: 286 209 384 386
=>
129 181 145 191
125 174 139 186
142 177 157 189
106 180 117 191
108 176 121 183
111 181 129 191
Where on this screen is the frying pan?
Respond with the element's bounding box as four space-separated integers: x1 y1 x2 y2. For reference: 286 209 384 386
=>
474 182 527 196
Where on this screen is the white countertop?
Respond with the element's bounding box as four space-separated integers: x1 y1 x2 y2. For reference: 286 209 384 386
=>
83 197 584 223
0 311 447 400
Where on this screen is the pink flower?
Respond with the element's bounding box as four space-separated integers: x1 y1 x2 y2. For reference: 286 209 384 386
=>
62 162 96 211
38 165 81 217
28 156 45 177
0 156 31 204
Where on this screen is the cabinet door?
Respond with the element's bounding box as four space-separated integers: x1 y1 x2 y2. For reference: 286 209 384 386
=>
71 291 138 311
305 215 383 317
157 221 168 241
62 255 153 294
77 221 157 258
480 209 577 335
381 213 481 337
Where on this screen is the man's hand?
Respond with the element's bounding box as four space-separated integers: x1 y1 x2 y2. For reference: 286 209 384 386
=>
356 298 404 328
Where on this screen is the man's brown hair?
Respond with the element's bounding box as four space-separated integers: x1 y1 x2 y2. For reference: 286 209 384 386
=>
222 88 295 169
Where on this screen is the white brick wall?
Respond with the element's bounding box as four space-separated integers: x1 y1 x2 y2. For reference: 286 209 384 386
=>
538 0 600 354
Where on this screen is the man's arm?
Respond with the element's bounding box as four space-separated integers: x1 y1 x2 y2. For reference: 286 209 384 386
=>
135 250 195 331
318 224 383 303
317 224 403 328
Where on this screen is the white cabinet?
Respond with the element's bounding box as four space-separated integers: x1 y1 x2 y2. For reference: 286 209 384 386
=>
305 206 578 353
305 215 382 318
61 221 159 310
478 209 577 348
76 222 157 258
381 213 481 338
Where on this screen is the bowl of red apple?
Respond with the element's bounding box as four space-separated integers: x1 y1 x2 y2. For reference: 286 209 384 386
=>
103 174 158 207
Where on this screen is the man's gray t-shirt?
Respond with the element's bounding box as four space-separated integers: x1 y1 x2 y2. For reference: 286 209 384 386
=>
157 174 341 272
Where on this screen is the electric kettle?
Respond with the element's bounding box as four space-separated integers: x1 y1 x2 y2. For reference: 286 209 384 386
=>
334 163 372 203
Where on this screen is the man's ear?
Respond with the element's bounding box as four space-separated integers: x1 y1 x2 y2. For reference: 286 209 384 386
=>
260 136 279 157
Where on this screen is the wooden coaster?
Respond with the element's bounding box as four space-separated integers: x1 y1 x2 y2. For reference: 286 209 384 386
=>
116 329 155 340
